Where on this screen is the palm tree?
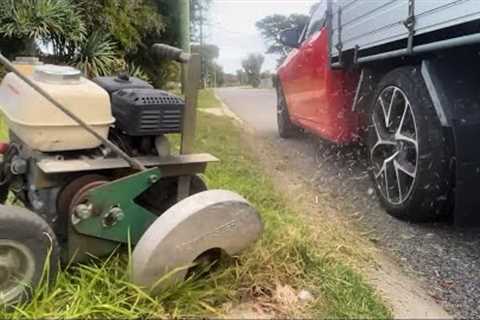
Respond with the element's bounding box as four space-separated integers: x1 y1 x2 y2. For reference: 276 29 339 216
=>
0 0 122 78
0 0 168 82
72 32 121 78
0 0 84 56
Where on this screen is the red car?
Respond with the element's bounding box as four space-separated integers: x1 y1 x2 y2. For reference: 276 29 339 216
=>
276 0 480 227
275 2 448 223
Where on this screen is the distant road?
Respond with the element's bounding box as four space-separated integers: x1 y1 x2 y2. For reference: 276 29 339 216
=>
215 88 277 135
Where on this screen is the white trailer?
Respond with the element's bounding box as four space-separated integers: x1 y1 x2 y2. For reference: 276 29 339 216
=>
330 0 480 66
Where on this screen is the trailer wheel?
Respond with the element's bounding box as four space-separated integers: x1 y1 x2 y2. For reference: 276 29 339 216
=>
367 67 451 222
277 84 298 138
0 205 59 305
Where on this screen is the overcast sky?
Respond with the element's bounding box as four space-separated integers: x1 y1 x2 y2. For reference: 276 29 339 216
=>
209 0 317 74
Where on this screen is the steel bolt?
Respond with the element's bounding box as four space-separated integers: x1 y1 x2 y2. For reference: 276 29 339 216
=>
149 175 159 184
110 207 125 221
75 203 93 220
103 206 125 227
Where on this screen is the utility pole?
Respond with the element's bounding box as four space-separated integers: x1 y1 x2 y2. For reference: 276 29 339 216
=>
178 0 190 53
199 2 207 88
213 64 217 88
178 0 190 93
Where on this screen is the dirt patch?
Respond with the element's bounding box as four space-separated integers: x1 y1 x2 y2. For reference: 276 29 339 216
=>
223 285 316 319
233 114 451 319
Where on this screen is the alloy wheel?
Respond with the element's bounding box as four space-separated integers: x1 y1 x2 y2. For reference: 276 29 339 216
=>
0 240 36 304
370 86 419 206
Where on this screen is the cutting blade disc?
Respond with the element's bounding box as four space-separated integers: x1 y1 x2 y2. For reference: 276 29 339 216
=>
131 190 263 293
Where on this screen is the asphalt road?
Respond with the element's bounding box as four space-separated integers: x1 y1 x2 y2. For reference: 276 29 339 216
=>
217 87 480 319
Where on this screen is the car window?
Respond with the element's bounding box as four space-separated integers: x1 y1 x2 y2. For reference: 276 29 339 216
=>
305 1 327 40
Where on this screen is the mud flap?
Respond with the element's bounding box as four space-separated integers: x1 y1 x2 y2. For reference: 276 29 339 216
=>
422 56 480 226
131 190 263 293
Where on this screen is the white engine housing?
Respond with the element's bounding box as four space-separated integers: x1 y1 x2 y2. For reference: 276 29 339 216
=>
0 65 114 152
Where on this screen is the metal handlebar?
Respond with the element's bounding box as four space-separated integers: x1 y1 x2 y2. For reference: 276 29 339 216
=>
152 44 191 64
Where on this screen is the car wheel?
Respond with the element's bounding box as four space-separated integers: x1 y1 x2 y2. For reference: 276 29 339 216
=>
276 84 298 138
367 67 451 222
0 205 59 305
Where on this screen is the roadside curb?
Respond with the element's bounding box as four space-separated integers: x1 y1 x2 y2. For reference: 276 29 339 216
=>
201 90 255 135
213 90 243 124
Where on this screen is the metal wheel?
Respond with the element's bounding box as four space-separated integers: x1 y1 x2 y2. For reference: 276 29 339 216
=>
0 240 36 304
370 86 418 206
0 205 59 305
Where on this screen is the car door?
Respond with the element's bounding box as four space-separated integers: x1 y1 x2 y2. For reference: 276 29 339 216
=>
279 30 308 119
301 2 361 142
292 2 328 124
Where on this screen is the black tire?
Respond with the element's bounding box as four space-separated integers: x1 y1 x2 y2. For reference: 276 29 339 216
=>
276 84 298 138
0 205 59 305
367 67 451 222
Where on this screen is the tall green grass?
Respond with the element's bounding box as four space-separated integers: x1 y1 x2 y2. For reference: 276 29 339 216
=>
198 89 220 109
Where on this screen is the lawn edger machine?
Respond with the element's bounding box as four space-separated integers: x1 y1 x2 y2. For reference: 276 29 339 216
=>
0 44 263 305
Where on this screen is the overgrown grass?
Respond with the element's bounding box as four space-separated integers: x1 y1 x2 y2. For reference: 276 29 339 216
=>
197 88 219 109
0 92 391 319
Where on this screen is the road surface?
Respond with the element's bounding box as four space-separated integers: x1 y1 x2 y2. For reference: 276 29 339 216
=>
217 87 480 319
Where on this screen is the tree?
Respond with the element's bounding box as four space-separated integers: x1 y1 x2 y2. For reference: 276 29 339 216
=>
190 0 212 42
192 44 219 61
0 0 175 83
209 62 224 87
0 0 192 86
236 70 247 86
256 13 309 64
72 32 121 78
74 0 167 81
241 53 265 88
0 0 84 56
76 0 165 53
192 43 220 87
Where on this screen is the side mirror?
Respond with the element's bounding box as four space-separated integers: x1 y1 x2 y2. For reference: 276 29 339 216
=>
278 28 301 49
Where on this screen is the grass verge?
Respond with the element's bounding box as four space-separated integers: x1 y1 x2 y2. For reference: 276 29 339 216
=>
0 91 390 319
197 88 219 109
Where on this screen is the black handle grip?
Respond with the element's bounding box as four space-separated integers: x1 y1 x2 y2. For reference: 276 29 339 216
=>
152 44 190 63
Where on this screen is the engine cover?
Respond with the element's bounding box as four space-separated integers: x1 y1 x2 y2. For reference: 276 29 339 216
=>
93 75 153 98
112 89 185 136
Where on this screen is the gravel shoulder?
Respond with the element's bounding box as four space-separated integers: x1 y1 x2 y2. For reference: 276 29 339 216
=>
215 87 479 319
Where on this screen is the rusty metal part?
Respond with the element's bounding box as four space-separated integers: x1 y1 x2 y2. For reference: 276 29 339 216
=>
57 175 117 263
68 180 107 225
